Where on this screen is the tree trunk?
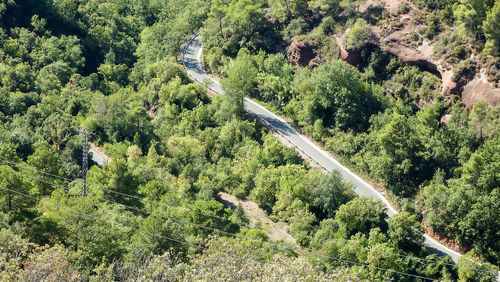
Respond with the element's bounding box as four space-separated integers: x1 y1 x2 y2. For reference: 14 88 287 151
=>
219 18 224 39
285 0 291 19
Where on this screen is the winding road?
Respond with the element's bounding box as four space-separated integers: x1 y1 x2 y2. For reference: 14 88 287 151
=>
182 34 463 263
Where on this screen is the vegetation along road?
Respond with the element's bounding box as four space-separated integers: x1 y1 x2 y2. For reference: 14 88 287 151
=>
182 33 463 263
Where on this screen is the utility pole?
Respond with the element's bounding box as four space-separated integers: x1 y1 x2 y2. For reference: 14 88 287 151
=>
80 129 92 195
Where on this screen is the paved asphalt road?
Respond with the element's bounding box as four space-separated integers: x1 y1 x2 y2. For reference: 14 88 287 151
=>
182 33 463 263
89 146 110 167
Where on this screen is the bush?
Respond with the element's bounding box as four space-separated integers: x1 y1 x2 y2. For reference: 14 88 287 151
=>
452 59 476 82
425 15 440 39
346 18 370 50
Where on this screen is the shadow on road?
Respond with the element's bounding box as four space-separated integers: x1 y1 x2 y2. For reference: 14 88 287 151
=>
253 113 296 137
183 39 205 75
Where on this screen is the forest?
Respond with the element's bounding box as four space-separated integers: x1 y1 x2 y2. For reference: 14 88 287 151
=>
0 0 499 281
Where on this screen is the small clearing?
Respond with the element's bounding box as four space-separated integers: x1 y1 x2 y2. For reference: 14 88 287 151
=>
218 192 296 245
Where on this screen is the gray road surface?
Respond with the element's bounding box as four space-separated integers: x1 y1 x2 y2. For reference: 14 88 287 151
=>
89 147 109 166
182 33 463 263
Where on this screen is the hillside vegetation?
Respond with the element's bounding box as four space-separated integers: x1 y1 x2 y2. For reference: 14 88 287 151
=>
201 0 500 267
0 0 498 281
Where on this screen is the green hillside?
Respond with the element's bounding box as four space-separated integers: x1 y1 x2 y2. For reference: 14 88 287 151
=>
0 0 498 280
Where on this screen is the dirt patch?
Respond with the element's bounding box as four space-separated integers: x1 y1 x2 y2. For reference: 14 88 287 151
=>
218 192 296 245
424 226 471 253
360 0 401 15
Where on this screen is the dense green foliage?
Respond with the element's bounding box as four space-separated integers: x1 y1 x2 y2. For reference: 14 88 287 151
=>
200 0 500 269
0 0 498 280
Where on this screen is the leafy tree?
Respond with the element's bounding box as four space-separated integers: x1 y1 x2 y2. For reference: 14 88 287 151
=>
225 0 266 45
462 136 499 192
230 203 249 224
458 188 500 263
370 112 426 196
26 142 62 196
365 239 408 280
135 19 191 66
202 0 277 56
335 197 387 238
340 0 366 14
388 212 424 251
222 48 258 114
0 63 35 92
312 170 354 219
31 35 84 71
0 165 32 212
308 0 341 16
132 213 186 256
268 0 309 22
87 158 141 206
483 0 500 55
418 182 451 234
312 218 338 246
251 167 281 213
296 60 380 131
260 135 302 167
166 136 205 166
207 0 228 39
40 190 133 266
453 0 495 39
346 18 370 50
187 200 239 237
38 113 75 152
287 200 317 246
469 99 497 140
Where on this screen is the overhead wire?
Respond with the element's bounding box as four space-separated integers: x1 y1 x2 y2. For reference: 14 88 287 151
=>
0 159 240 225
0 166 254 241
0 159 497 277
0 183 437 281
0 185 206 251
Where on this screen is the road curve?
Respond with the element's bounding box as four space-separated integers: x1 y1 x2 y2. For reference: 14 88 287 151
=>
182 33 463 263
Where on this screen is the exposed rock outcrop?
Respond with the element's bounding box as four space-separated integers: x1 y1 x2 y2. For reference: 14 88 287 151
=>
333 7 500 108
308 56 324 68
288 41 315 67
462 74 500 108
334 34 362 66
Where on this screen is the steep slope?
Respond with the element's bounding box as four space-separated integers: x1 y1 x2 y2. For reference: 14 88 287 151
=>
182 33 463 263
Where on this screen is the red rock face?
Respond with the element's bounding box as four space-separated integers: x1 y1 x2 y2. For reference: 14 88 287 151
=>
308 56 324 68
334 35 362 65
333 21 500 108
461 75 500 109
288 41 315 67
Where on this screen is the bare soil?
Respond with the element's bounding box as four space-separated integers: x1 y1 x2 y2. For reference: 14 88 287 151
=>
218 192 296 245
424 226 472 253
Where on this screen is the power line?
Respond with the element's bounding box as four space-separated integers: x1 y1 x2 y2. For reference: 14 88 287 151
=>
0 184 437 281
0 159 247 225
1 160 496 276
0 185 206 251
0 160 244 226
0 166 248 240
0 160 496 276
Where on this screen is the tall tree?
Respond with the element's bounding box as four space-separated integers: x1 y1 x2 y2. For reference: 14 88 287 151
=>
453 0 495 39
483 0 500 55
335 197 387 238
